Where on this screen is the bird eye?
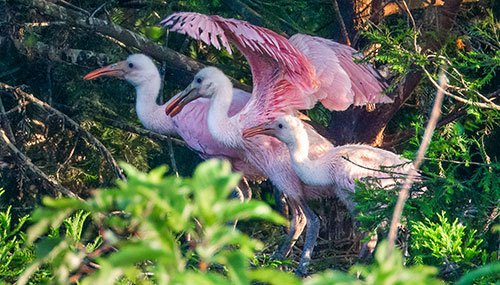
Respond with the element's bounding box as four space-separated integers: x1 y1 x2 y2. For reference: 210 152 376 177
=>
128 63 134 68
278 123 283 129
196 77 202 84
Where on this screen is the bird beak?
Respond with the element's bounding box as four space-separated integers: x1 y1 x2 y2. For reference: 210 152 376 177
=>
242 123 275 138
165 83 199 117
83 61 127 80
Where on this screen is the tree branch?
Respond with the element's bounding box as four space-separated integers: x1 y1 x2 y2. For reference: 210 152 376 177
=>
11 0 250 90
331 0 351 46
0 128 79 198
386 68 447 253
96 116 187 147
327 0 464 145
11 34 114 67
0 82 126 180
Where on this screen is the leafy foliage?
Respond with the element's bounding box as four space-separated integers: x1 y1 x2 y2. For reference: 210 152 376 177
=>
18 160 291 284
0 191 35 283
351 241 442 285
2 165 455 285
410 211 484 266
1 0 498 283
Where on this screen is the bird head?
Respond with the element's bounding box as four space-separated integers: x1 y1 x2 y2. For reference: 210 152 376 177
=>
165 67 230 116
83 54 158 87
242 115 301 144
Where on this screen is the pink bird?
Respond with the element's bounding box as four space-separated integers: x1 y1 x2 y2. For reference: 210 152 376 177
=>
243 115 418 213
161 12 391 275
83 54 265 197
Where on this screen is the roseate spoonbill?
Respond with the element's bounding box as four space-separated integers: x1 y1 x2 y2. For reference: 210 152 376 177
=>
168 67 335 275
161 13 392 275
82 54 265 198
161 12 393 112
243 115 418 213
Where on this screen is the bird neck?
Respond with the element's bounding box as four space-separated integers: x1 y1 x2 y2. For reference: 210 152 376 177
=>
207 83 241 148
287 125 312 165
286 125 322 184
135 75 175 135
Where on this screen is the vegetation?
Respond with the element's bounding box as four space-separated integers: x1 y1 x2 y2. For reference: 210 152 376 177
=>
0 0 498 284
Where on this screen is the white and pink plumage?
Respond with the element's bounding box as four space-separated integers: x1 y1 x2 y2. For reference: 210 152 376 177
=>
161 13 391 275
243 115 417 213
161 12 392 112
82 54 265 184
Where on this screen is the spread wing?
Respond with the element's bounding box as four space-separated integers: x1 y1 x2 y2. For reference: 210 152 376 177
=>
289 34 392 111
161 12 319 127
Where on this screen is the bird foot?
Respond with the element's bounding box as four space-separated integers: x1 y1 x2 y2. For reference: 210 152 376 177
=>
270 250 286 261
294 264 309 278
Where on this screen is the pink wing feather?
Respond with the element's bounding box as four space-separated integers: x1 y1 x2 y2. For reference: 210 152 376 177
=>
289 34 392 111
161 12 319 127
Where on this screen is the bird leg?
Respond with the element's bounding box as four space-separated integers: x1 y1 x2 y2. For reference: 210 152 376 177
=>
295 203 320 277
358 233 378 261
273 199 307 259
229 185 245 202
228 177 254 229
239 177 252 200
273 189 289 218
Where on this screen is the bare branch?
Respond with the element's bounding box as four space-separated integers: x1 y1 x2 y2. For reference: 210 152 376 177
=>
331 0 351 46
386 67 447 254
11 35 113 67
423 67 500 111
0 94 16 143
0 82 126 180
11 0 251 90
96 116 187 147
0 129 80 198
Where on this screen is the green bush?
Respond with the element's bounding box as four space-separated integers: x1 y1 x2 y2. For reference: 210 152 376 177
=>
17 160 293 285
0 190 35 283
3 162 496 284
411 211 484 267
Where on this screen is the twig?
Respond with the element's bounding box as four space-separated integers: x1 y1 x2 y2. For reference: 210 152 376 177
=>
386 67 447 254
0 82 126 180
0 67 21 78
341 155 419 180
96 116 187 147
90 1 113 18
0 129 79 198
423 157 497 167
46 63 53 105
382 107 467 148
331 0 351 46
0 94 16 143
158 30 169 105
159 31 179 177
399 0 419 53
423 67 500 110
166 135 179 177
55 0 89 16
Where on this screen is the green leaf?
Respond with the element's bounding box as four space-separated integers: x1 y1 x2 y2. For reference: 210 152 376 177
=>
249 268 301 285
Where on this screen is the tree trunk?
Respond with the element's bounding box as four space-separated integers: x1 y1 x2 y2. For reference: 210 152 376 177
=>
328 0 464 146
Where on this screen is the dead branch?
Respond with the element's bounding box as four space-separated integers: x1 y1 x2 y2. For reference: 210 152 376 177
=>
96 116 187 147
0 82 126 180
0 128 79 198
423 67 500 111
11 34 113 67
331 0 351 46
220 0 264 26
382 107 467 148
11 0 251 90
0 94 16 143
386 68 447 254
